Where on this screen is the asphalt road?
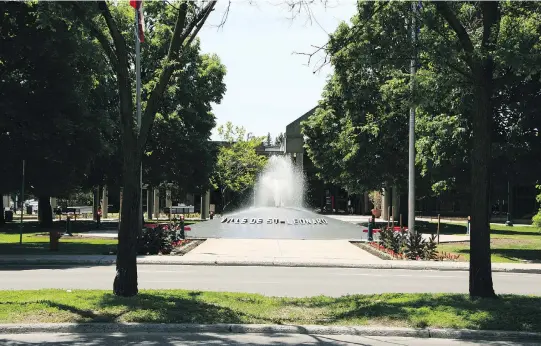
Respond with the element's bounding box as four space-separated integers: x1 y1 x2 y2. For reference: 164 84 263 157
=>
0 332 535 346
0 265 539 297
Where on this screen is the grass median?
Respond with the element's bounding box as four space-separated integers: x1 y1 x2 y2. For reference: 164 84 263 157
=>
417 221 541 264
0 290 540 331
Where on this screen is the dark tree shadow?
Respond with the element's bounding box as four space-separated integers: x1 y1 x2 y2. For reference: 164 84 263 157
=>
0 241 117 256
281 294 541 332
449 248 541 264
489 229 541 237
0 333 377 346
0 264 114 271
415 221 466 235
0 220 119 234
1 293 541 345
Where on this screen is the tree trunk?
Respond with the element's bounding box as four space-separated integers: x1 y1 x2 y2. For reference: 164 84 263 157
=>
93 186 100 221
0 197 4 226
469 70 496 298
113 154 141 297
38 196 53 228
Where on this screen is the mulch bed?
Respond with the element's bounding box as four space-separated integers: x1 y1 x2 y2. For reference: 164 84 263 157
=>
170 239 205 256
352 241 463 262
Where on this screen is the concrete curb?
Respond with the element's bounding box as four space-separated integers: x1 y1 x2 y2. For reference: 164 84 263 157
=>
0 323 539 341
1 258 541 273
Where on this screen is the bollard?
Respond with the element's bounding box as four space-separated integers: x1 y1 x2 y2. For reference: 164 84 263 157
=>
65 216 73 236
505 212 513 227
368 215 375 242
179 215 185 239
437 214 441 244
467 216 471 235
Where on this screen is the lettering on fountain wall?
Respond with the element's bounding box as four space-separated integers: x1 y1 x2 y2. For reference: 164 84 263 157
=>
220 217 328 225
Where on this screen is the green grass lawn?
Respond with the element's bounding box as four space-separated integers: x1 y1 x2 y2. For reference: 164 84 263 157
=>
0 219 198 255
0 232 117 255
416 221 541 263
0 220 117 255
0 290 539 331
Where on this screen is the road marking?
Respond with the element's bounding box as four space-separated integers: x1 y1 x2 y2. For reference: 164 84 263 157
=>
334 273 463 278
139 270 195 274
145 280 282 284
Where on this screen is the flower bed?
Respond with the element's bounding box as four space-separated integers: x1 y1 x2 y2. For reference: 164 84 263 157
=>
138 222 199 256
355 227 462 261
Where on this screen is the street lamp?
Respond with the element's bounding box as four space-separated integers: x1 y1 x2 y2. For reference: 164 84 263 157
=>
505 180 513 226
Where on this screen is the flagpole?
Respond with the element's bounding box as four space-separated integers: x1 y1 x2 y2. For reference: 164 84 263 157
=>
135 6 143 233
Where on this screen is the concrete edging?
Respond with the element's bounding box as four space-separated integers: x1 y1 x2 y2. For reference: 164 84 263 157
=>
0 323 539 341
1 258 540 274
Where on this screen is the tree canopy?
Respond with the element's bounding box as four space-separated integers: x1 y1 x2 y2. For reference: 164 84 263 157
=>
301 1 541 297
211 122 268 212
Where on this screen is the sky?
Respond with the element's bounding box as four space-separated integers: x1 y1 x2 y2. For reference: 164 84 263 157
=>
197 0 358 141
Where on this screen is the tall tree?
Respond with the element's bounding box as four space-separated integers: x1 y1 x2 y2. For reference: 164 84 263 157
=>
274 132 285 147
431 1 541 298
0 1 111 227
45 0 220 296
265 132 272 147
301 1 541 297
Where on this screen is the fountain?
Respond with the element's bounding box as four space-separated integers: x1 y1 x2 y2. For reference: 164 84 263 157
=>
189 154 368 240
254 155 304 208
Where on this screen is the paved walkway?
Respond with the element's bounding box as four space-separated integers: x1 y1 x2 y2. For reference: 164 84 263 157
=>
0 332 534 345
183 239 383 263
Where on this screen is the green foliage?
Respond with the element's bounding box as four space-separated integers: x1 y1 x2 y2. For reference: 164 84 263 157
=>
404 232 425 260
0 2 112 197
211 122 268 211
423 234 439 261
302 1 541 199
378 227 394 252
533 185 541 230
377 228 447 261
138 224 176 256
143 47 226 192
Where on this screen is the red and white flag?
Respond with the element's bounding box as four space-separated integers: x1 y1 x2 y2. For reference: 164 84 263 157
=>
130 0 145 43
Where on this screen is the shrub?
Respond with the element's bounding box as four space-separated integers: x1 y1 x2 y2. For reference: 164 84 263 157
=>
533 212 541 230
138 223 177 255
422 234 438 260
375 228 442 261
379 227 394 250
533 184 541 230
404 232 425 260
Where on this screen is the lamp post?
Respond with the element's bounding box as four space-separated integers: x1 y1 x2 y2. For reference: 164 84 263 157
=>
408 2 419 234
19 160 25 244
505 180 513 226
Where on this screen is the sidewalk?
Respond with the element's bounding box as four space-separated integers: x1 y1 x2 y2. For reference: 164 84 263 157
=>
0 323 540 344
1 253 540 273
